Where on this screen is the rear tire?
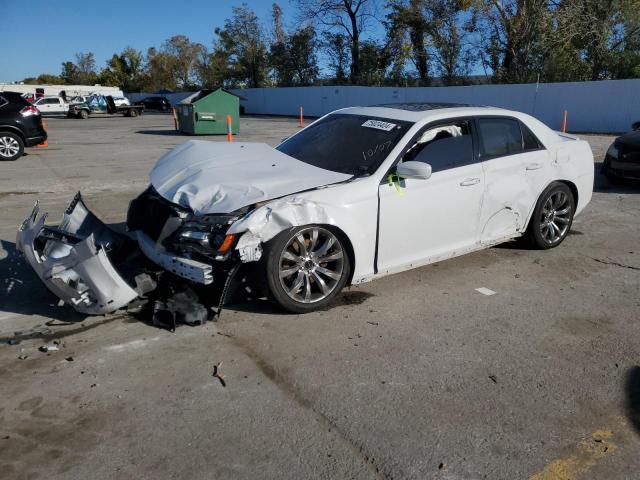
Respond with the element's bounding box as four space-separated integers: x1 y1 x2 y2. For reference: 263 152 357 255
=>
526 182 575 249
79 110 89 119
129 109 138 117
0 132 24 161
264 225 351 313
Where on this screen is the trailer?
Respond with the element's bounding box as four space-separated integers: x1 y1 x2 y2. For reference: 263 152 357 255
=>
67 95 143 119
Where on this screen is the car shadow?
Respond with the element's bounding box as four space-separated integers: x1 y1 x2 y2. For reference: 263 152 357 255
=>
594 161 640 194
135 130 184 136
0 240 88 324
625 366 640 436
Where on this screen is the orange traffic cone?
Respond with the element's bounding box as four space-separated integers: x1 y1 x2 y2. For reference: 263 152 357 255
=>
36 120 48 148
226 114 233 142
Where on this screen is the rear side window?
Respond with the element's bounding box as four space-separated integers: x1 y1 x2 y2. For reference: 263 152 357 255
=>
521 122 543 150
478 118 523 158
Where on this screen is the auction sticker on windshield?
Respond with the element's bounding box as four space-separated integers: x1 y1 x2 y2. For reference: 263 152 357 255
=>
362 119 397 131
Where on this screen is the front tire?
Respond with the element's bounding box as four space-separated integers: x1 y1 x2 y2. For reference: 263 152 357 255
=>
265 225 351 313
79 110 89 119
0 132 24 161
526 182 575 249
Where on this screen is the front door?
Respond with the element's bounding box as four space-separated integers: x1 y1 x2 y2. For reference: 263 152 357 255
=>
377 119 485 273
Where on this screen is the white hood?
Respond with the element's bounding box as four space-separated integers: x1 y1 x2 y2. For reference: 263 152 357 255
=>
149 140 352 215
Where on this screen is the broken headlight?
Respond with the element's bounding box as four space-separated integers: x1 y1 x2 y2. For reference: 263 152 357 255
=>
172 215 239 258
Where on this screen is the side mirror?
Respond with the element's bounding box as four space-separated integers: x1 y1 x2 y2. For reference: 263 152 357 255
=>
396 161 432 180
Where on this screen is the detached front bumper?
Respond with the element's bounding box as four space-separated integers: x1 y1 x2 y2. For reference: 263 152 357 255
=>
16 194 155 315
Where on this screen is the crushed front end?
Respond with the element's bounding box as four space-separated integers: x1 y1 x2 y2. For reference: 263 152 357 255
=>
16 189 256 326
16 193 157 315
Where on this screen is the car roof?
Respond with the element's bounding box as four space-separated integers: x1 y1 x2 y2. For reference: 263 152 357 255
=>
337 104 518 122
0 91 29 104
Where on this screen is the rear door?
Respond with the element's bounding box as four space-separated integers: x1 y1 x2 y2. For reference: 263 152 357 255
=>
377 118 485 272
476 117 551 243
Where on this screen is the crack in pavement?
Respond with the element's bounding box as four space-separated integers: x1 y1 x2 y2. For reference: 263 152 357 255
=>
229 336 388 480
591 257 640 271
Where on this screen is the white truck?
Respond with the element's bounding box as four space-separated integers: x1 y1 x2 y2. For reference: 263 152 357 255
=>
32 96 69 116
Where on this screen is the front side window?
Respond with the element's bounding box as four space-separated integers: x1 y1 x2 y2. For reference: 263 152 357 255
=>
478 118 524 158
277 114 413 176
401 120 475 173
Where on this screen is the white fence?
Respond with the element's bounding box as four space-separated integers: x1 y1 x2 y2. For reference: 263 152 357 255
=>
127 79 640 133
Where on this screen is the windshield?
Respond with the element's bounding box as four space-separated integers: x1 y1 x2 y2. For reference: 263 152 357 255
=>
277 113 413 176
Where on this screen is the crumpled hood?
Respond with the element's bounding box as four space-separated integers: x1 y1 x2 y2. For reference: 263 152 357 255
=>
149 140 352 215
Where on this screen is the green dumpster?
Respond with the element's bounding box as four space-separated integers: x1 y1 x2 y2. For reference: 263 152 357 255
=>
177 88 242 135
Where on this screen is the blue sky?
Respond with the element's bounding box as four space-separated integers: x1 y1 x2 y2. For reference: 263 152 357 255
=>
0 0 313 82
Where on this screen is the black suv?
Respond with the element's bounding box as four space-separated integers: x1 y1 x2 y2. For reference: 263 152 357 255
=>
135 96 171 111
0 91 47 161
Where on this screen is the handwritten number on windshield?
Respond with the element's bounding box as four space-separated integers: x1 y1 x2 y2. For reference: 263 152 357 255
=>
362 140 392 162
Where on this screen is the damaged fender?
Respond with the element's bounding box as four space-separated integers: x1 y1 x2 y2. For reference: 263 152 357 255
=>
228 197 331 262
16 195 151 315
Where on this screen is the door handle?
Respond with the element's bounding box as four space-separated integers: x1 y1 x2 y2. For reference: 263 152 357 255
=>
460 178 480 186
526 163 543 170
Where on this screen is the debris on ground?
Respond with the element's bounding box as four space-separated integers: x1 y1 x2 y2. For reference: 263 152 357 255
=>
65 356 74 362
18 355 28 360
489 375 498 383
212 362 226 387
366 321 379 326
475 287 497 296
1 324 54 345
39 345 59 353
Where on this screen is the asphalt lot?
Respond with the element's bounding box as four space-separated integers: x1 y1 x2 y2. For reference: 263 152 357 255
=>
1 113 639 480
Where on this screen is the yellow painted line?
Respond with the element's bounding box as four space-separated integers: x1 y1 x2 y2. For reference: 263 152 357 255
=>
529 429 617 480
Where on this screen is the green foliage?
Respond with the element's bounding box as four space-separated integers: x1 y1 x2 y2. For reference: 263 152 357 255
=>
270 26 319 86
20 0 640 89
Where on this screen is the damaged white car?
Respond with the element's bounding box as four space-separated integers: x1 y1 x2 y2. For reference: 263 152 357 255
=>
17 103 594 321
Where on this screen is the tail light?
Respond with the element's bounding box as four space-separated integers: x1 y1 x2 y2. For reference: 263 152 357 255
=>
20 106 40 117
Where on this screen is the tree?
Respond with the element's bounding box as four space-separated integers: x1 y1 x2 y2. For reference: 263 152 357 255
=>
161 35 204 89
269 9 320 87
322 32 351 83
428 0 475 85
74 52 98 84
387 0 431 84
472 0 553 83
295 0 380 83
213 4 269 87
144 47 178 91
61 61 79 84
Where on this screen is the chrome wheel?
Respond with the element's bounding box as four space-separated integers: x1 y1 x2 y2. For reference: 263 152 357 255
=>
539 190 572 244
278 227 345 304
0 136 20 158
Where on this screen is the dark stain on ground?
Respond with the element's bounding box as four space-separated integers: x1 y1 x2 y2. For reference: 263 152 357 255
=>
568 229 584 235
332 290 374 307
556 316 612 336
230 336 387 479
0 191 55 199
1 396 110 480
0 315 126 346
625 366 640 436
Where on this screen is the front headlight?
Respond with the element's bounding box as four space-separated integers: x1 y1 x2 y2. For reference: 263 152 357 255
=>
606 144 619 159
173 215 239 256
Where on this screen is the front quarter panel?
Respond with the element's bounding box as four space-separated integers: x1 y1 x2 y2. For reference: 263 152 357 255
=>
228 178 379 283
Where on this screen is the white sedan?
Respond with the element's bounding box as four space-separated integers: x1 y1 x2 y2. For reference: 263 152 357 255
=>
17 104 594 316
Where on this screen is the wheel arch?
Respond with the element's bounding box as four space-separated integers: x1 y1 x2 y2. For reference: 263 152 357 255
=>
0 126 26 143
321 223 356 286
524 179 578 231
